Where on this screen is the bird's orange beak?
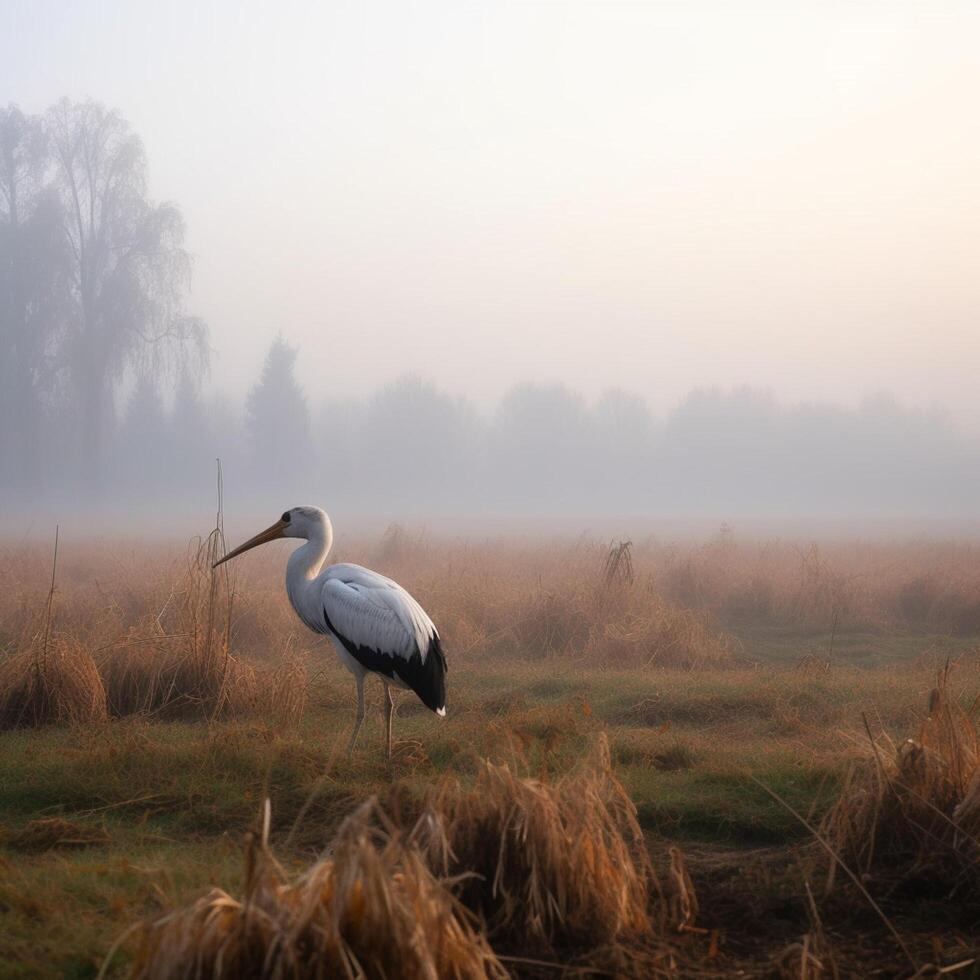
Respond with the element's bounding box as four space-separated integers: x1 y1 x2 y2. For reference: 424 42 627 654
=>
213 518 288 568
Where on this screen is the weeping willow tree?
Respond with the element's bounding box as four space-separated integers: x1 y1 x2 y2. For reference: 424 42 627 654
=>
0 105 69 494
46 98 208 486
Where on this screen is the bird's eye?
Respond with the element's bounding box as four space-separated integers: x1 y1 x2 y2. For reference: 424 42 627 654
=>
281 511 291 523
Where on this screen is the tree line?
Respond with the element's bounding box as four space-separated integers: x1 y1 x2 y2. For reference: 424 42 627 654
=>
11 329 976 523
3 101 977 524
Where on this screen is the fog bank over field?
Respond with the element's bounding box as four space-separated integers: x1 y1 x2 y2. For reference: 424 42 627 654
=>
3 347 979 537
4 4 980 536
3 102 974 536
0 93 976 537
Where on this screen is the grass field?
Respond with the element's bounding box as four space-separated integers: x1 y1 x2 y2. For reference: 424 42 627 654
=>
1 530 979 977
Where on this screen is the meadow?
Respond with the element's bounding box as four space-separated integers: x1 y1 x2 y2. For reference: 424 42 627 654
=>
0 526 978 978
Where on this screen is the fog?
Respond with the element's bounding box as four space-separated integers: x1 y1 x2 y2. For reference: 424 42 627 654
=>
3 2 980 534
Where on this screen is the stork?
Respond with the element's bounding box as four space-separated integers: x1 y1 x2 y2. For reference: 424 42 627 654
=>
214 506 446 759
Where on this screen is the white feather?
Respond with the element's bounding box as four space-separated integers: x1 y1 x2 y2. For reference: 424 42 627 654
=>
318 563 437 662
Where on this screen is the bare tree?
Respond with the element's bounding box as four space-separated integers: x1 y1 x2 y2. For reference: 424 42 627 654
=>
46 98 206 485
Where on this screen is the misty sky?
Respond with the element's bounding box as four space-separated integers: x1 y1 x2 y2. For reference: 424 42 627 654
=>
4 1 980 423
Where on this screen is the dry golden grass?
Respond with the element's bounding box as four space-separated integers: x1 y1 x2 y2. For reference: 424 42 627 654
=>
0 532 738 737
253 656 308 730
655 533 980 633
2 530 980 976
5 530 980 685
408 539 736 668
0 530 308 730
770 882 837 980
125 737 693 977
0 530 108 730
129 799 507 980
414 733 683 950
6 528 980 737
587 582 737 668
97 530 262 720
0 638 106 730
822 665 980 897
3 816 109 852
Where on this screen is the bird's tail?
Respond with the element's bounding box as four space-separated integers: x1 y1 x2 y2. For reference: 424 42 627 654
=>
417 633 447 715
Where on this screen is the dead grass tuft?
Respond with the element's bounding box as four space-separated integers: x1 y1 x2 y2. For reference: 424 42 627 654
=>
0 638 107 730
128 800 506 980
413 734 688 951
603 539 635 588
0 527 306 730
98 530 253 719
589 588 737 668
822 667 980 898
98 532 304 726
5 817 109 852
654 742 698 772
0 527 108 730
509 577 735 668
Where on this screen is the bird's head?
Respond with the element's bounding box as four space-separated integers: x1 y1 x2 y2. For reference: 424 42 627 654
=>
213 506 330 567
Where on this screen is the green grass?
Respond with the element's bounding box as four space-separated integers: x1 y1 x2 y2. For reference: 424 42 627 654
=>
0 630 975 977
731 623 975 668
0 839 245 980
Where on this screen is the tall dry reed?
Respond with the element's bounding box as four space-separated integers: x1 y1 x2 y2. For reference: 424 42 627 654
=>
98 529 306 724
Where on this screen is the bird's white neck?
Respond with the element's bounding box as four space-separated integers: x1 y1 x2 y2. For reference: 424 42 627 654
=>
285 516 333 613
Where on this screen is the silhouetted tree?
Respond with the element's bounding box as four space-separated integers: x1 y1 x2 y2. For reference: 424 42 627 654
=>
491 383 589 511
658 387 782 512
47 99 207 485
171 369 209 469
592 388 656 508
117 374 170 493
314 396 363 506
355 375 482 511
245 337 310 486
0 105 69 494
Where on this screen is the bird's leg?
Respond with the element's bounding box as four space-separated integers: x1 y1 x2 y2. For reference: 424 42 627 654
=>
347 674 365 758
383 682 394 762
